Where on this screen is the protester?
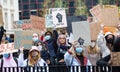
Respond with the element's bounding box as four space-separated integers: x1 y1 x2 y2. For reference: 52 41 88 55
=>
64 41 91 72
0 26 6 44
0 47 24 72
86 40 101 66
44 30 58 59
34 40 51 65
22 46 48 72
57 34 70 65
32 33 40 45
0 33 8 44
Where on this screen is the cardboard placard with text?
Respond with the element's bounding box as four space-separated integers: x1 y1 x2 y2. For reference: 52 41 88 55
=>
112 52 120 66
30 15 46 31
90 22 100 40
90 5 119 27
14 31 33 49
0 43 18 55
13 20 32 30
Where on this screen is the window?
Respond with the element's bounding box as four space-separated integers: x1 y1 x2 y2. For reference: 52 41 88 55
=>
22 0 29 3
30 3 37 9
30 0 36 2
38 4 43 8
23 4 29 10
38 0 44 2
23 11 30 16
31 11 37 15
5 13 8 28
19 4 22 10
4 0 7 5
10 0 14 6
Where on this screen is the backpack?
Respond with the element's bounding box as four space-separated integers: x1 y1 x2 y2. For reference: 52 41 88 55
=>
1 57 18 68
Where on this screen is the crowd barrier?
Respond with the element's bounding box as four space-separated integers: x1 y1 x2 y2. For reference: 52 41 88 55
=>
0 65 119 72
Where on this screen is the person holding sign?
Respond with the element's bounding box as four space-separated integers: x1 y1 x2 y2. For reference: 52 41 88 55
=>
64 40 92 72
0 47 24 72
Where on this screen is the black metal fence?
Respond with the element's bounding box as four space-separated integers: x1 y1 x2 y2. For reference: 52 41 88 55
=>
0 65 119 72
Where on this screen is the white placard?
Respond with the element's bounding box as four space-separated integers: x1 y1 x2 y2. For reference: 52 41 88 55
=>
52 8 67 28
72 21 91 46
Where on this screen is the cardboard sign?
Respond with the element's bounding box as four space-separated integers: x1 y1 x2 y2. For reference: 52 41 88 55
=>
112 52 120 66
72 21 91 46
90 22 100 40
30 15 46 31
13 20 32 30
90 5 102 23
90 5 119 26
14 31 33 49
45 14 54 28
101 7 119 26
0 43 17 55
51 8 67 28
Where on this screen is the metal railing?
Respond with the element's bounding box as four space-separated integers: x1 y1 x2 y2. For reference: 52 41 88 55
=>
0 65 118 72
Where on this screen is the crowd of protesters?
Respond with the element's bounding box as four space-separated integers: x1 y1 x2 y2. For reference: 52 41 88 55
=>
0 23 120 72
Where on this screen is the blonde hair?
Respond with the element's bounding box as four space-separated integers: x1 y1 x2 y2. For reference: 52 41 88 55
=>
87 45 100 54
28 51 41 66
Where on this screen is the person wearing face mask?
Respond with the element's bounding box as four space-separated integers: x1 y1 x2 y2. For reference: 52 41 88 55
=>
23 46 48 72
44 30 58 60
64 41 91 72
96 25 113 72
34 41 51 65
86 40 101 66
0 47 24 72
32 33 39 45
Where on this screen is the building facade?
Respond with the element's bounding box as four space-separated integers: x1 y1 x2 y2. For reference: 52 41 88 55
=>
0 0 19 30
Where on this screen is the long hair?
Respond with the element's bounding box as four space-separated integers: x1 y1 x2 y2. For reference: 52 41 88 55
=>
28 51 41 66
87 45 100 54
57 34 69 47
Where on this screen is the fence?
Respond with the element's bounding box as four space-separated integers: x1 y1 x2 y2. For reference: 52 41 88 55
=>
0 65 119 72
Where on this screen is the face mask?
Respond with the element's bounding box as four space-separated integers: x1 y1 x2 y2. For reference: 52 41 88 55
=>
45 35 51 41
38 46 42 51
76 47 83 53
90 42 95 47
3 54 10 58
106 38 114 44
32 37 38 42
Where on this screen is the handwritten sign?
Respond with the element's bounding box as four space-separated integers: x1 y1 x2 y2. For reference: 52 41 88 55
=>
0 43 16 54
14 31 33 49
30 15 46 31
13 20 32 30
51 8 67 28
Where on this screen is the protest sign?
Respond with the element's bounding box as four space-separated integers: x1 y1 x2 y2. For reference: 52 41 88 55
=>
14 31 33 49
90 22 100 40
45 14 54 28
30 15 46 31
0 43 17 55
90 5 119 27
90 5 102 23
112 52 120 66
72 21 91 46
13 20 32 30
51 8 67 28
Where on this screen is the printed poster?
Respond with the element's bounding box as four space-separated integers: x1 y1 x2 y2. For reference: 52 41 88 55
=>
51 8 67 28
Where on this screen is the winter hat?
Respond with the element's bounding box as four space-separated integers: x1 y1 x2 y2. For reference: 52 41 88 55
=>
104 32 112 37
